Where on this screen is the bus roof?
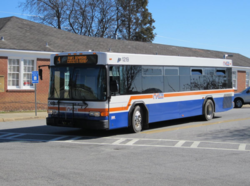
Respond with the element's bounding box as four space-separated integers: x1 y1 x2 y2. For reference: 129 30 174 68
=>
51 51 233 67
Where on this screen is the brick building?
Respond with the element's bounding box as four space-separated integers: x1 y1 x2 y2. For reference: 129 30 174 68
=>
0 16 250 111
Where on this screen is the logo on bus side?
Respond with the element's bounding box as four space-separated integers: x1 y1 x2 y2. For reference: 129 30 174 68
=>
66 107 78 112
153 93 164 99
223 61 232 66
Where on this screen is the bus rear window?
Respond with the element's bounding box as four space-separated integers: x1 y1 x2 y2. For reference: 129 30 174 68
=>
191 69 202 75
216 70 226 75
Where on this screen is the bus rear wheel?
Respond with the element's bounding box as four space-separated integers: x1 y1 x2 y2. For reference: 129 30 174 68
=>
203 100 214 121
130 105 143 133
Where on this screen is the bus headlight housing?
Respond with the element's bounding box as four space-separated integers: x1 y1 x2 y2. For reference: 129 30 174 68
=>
47 109 58 115
89 111 100 117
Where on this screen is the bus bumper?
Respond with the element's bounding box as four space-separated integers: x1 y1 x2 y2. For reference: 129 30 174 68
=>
46 117 109 130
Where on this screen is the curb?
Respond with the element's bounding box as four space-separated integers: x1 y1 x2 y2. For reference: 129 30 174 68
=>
0 116 46 122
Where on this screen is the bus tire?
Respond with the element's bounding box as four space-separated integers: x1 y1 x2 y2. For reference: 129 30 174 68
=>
234 98 243 108
130 105 143 133
203 99 214 121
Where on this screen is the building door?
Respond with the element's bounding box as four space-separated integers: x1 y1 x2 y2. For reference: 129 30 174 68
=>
237 71 246 93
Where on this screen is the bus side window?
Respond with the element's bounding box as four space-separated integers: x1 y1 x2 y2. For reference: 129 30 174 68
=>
204 68 216 90
190 68 203 90
119 65 142 95
164 67 179 92
179 67 191 91
142 66 163 93
216 68 227 89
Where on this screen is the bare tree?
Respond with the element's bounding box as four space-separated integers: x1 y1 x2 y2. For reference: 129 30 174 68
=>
67 0 116 37
20 0 156 41
19 0 69 29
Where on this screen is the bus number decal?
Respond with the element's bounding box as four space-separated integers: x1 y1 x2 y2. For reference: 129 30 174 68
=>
122 57 129 62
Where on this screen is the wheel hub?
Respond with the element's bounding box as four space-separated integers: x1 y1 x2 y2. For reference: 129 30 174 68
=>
134 111 142 129
206 102 213 119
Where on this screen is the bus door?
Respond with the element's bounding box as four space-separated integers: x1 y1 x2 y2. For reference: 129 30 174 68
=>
108 66 129 129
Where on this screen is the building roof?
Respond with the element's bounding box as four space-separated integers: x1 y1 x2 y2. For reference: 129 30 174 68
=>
0 16 249 67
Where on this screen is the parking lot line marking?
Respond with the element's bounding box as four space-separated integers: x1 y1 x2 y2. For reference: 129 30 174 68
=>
126 139 139 145
6 134 26 139
190 141 200 148
48 136 68 142
56 140 250 152
0 133 15 138
142 117 250 134
63 136 82 142
239 144 247 151
175 140 186 147
112 138 126 145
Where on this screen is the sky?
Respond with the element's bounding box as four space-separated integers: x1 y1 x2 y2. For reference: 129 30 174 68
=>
0 0 250 58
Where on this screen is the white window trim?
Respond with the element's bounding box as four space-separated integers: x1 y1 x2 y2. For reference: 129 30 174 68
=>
246 71 250 88
232 70 237 90
8 57 37 90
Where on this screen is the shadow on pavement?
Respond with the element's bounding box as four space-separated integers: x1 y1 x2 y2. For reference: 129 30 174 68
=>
0 115 224 143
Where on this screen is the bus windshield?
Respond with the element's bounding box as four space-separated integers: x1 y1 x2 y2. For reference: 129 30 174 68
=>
48 66 107 101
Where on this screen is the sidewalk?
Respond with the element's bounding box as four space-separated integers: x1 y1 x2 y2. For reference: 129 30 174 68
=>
0 112 47 122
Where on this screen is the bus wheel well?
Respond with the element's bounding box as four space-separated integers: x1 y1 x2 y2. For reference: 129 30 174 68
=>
128 102 149 130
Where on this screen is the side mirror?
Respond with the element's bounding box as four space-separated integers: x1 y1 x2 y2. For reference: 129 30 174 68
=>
110 80 118 93
39 69 43 80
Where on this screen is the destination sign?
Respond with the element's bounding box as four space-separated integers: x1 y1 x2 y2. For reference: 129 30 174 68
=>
54 55 98 65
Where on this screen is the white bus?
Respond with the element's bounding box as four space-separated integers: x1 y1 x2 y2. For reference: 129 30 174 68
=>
44 52 234 132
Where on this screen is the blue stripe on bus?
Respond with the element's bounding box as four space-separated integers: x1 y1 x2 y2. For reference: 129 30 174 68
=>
109 112 129 129
147 99 203 123
109 97 233 129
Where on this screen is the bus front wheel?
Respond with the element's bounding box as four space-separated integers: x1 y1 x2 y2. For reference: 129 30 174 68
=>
130 105 143 133
203 100 214 121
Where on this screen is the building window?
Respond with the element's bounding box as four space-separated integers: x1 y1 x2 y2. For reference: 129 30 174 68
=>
232 70 237 89
246 72 249 88
8 58 36 89
8 59 20 87
23 60 34 87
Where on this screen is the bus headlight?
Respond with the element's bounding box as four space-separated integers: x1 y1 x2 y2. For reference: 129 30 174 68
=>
47 109 58 115
89 111 100 117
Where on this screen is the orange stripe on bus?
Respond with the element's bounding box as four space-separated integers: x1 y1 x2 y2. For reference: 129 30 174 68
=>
48 107 66 111
110 95 153 112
